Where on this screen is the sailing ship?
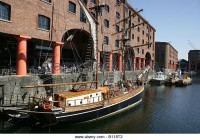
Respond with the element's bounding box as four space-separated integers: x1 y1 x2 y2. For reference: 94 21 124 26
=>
2 0 150 125
22 70 147 125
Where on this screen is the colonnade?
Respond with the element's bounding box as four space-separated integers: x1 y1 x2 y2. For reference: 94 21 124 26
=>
16 35 63 76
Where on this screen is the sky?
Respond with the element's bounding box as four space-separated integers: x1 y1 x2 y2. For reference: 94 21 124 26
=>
127 0 200 60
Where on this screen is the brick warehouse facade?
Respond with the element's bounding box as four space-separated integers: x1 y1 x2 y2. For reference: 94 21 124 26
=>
188 50 200 72
0 0 155 76
155 42 178 71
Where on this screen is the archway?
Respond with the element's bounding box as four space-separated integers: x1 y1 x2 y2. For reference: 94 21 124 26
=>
145 52 151 68
61 29 94 72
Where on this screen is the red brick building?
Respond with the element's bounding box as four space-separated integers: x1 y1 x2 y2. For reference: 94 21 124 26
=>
0 0 155 76
188 50 200 72
155 42 178 71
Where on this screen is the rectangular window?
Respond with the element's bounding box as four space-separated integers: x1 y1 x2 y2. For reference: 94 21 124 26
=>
0 2 11 21
115 40 119 48
125 19 128 24
137 27 140 32
69 1 76 13
38 15 50 30
80 8 86 23
116 25 120 32
105 4 109 13
82 0 87 4
90 0 96 4
104 19 109 28
116 0 121 5
137 48 140 54
104 36 109 45
42 0 51 3
142 49 144 54
116 12 120 19
132 34 134 40
137 37 140 42
138 18 140 22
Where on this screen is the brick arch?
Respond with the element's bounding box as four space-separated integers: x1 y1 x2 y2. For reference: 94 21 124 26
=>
145 52 152 67
61 29 94 68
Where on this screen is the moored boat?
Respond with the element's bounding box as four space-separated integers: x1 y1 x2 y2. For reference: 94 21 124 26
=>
27 80 145 125
4 66 149 125
175 73 192 86
165 72 180 86
149 71 167 85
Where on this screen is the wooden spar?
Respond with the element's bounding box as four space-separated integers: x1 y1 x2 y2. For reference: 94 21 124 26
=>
21 81 98 88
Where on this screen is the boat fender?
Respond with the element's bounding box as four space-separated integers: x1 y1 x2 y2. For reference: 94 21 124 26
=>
43 101 51 110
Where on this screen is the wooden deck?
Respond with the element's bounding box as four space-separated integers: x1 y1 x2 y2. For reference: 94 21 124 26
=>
63 85 144 113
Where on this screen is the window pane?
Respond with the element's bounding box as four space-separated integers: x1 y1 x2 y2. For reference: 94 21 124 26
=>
104 36 109 45
69 1 76 13
115 40 119 48
82 0 87 5
43 0 51 3
105 4 109 12
90 0 96 4
104 19 109 28
116 12 120 19
80 8 86 23
116 25 119 32
38 15 50 30
0 2 11 20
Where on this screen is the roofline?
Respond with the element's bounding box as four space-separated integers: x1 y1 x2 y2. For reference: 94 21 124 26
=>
155 41 178 53
125 2 156 32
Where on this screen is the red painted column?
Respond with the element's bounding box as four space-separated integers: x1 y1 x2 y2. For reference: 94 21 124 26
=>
118 53 122 72
52 42 63 74
138 57 141 70
132 56 136 71
141 58 146 70
109 52 113 72
16 35 30 76
98 51 100 71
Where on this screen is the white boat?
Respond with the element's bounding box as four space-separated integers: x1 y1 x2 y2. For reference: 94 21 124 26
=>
149 71 167 85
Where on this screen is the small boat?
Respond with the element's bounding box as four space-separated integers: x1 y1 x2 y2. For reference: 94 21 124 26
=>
149 71 167 85
175 73 192 86
165 72 180 86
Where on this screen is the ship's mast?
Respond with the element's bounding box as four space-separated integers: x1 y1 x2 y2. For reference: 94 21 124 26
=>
77 0 103 89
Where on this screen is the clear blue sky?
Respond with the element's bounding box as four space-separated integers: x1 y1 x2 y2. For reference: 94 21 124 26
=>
127 0 200 60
